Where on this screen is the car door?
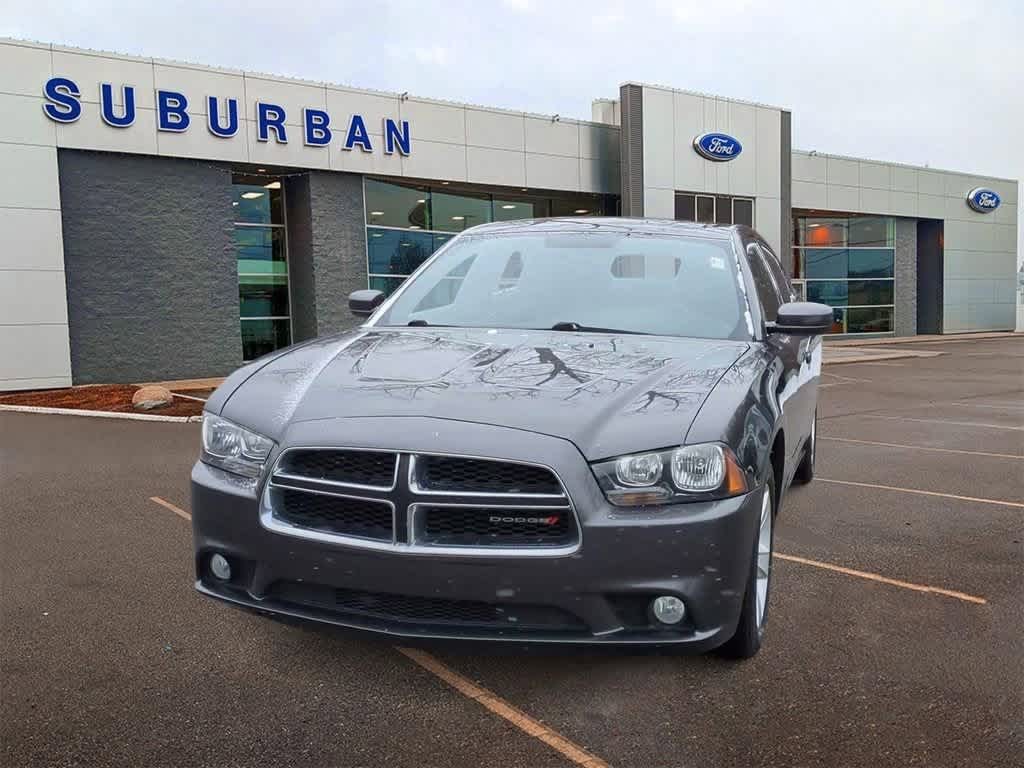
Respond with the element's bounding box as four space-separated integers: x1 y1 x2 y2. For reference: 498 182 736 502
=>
744 241 803 481
755 239 819 466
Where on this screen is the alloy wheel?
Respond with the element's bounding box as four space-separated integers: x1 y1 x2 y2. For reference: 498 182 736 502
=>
755 484 772 628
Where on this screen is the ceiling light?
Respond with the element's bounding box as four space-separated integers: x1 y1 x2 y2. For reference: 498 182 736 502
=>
808 223 821 228
451 215 465 221
371 233 383 238
521 188 528 192
409 225 421 229
370 211 384 216
241 192 264 199
400 242 411 247
231 201 238 206
256 168 267 172
501 204 516 209
441 181 450 185
416 198 426 203
263 181 281 189
574 209 589 214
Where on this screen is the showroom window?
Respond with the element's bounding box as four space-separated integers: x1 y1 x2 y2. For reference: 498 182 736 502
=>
792 214 895 334
364 178 611 296
675 193 754 227
232 174 291 360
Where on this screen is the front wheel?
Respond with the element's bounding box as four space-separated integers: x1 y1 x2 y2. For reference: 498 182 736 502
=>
719 468 774 659
793 410 816 485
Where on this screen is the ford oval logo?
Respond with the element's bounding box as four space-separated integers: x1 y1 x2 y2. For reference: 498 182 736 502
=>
693 132 743 162
966 187 1001 213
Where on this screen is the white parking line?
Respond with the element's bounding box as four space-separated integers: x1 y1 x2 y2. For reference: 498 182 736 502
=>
818 478 1024 509
819 435 1023 460
858 414 1024 432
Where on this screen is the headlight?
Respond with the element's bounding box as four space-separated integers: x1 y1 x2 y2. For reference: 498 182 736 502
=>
592 442 748 507
200 413 275 478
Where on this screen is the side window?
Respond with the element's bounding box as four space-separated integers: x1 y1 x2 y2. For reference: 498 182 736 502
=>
745 243 783 321
758 240 795 303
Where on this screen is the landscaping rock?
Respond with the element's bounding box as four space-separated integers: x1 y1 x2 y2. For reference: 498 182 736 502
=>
132 385 174 410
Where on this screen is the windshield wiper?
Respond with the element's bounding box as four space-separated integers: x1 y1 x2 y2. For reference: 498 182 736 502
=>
548 321 648 335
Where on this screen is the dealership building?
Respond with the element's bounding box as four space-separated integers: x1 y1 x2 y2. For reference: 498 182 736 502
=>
0 38 1019 391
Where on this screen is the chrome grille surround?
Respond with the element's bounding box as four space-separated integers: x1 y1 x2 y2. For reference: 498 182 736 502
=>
260 448 580 557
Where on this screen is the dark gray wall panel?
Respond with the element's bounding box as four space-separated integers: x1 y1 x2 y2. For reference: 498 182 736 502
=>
894 218 918 336
779 111 793 274
916 219 944 334
619 84 644 217
284 174 318 342
308 170 367 336
58 150 240 384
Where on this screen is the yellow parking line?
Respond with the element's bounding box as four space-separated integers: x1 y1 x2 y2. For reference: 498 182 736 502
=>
819 436 1023 460
775 553 987 604
397 646 610 768
859 414 1024 432
818 477 1024 509
149 496 192 521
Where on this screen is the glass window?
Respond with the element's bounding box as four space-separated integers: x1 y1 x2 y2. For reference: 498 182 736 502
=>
758 240 793 303
432 190 492 232
240 274 290 317
715 196 733 225
494 197 548 221
369 275 407 297
849 216 894 247
240 318 291 361
745 245 782 321
233 174 290 360
846 307 894 333
550 197 602 217
232 180 283 225
696 196 715 223
375 232 749 341
364 179 430 229
732 198 754 227
806 280 894 307
848 248 894 278
367 229 437 275
675 194 695 221
235 227 287 274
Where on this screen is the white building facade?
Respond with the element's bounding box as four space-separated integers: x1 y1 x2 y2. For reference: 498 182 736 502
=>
0 39 1018 390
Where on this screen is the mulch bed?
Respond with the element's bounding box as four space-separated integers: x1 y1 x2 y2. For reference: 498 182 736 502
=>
0 384 204 418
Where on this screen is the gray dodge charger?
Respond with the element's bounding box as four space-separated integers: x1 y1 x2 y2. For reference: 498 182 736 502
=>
193 217 830 658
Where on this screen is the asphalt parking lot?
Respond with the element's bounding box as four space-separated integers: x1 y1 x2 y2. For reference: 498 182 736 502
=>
2 336 1021 768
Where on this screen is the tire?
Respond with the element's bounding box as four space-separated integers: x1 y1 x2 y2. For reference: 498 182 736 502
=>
793 410 816 485
719 465 775 659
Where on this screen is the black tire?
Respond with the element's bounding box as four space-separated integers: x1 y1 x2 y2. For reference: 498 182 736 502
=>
719 465 775 659
793 410 816 485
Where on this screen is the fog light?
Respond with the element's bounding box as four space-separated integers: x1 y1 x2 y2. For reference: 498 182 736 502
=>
651 595 685 625
209 553 232 581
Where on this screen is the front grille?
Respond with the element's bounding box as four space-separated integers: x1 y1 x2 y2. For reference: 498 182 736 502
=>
272 488 393 541
418 505 573 547
271 582 585 632
279 449 396 488
415 455 562 495
265 449 579 553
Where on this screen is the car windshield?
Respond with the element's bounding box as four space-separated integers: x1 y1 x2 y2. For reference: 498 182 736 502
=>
373 231 752 340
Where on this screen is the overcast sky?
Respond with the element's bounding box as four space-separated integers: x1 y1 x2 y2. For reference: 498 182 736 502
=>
3 0 1021 264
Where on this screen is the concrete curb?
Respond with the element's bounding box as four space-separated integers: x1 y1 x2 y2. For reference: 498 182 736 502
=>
0 404 201 423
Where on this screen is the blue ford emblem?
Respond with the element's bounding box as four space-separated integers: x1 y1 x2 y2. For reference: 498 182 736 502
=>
966 187 1001 213
693 132 743 162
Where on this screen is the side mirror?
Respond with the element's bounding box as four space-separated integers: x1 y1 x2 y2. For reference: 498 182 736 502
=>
767 302 833 336
348 289 385 318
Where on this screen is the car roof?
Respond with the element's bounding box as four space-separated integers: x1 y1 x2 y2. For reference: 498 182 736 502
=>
462 216 748 240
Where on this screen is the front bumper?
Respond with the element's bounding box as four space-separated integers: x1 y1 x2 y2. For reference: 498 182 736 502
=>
191 418 760 649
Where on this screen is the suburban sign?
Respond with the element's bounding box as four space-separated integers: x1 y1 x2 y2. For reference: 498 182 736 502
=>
966 187 1001 213
693 132 743 162
41 76 412 155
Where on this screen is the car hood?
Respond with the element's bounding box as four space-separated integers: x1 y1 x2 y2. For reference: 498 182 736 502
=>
219 327 748 460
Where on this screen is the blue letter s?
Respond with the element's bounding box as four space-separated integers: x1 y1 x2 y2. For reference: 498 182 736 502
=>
42 77 82 123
